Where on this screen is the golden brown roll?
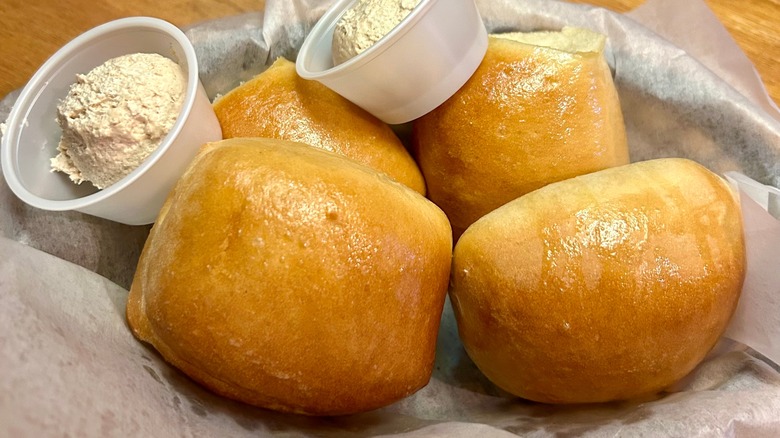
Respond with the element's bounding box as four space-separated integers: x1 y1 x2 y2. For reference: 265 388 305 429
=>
450 158 745 404
413 27 629 238
126 137 452 415
213 57 426 195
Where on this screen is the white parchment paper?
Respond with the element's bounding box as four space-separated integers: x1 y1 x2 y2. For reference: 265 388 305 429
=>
2 0 780 436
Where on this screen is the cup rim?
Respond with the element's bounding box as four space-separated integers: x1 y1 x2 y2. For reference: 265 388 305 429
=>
1 16 199 211
296 0 439 80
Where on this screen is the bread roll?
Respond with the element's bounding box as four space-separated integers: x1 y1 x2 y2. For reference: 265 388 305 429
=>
450 158 745 404
213 57 426 195
126 138 452 415
413 27 629 238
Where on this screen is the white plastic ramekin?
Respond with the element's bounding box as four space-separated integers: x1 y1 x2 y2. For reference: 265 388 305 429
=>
1 17 222 225
296 0 488 125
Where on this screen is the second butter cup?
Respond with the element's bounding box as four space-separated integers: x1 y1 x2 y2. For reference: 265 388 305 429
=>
295 0 488 125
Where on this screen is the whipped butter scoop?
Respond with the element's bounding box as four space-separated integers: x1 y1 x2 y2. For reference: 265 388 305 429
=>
52 53 186 189
332 0 422 65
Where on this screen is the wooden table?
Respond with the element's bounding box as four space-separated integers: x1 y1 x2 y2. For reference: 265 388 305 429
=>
0 0 778 105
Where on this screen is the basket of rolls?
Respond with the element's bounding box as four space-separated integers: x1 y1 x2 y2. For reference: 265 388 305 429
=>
2 0 780 436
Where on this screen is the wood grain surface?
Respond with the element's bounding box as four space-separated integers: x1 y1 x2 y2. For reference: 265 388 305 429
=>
0 0 777 105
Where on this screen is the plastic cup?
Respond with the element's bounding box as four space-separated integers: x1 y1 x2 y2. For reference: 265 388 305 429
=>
296 0 488 125
1 17 222 225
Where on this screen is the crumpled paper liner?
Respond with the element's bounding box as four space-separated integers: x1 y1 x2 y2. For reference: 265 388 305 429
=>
3 0 780 436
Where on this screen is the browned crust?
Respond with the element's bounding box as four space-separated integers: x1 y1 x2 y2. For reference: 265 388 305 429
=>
213 58 426 195
450 158 745 404
413 36 629 238
127 138 452 415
